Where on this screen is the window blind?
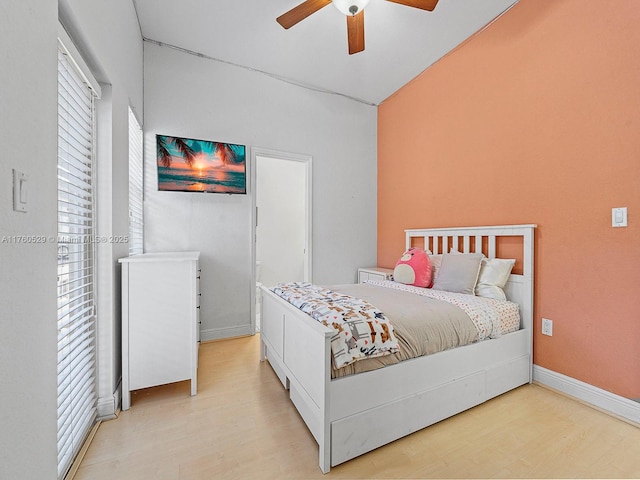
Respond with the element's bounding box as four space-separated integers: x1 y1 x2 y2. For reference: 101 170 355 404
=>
128 107 144 255
57 44 97 480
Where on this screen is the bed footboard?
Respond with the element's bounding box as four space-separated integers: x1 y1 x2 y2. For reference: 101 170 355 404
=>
260 286 333 473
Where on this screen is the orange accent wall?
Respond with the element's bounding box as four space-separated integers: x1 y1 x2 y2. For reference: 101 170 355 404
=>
378 0 640 398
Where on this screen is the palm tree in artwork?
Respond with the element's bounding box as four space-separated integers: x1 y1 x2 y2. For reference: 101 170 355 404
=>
157 136 196 168
213 142 238 165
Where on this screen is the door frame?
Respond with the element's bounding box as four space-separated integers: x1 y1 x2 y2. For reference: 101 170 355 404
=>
250 147 312 332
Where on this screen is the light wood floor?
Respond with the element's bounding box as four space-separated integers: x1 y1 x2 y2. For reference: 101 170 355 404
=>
77 335 640 479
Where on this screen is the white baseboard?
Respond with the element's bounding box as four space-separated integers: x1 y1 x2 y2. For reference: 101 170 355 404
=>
96 379 121 421
533 365 640 425
200 324 254 342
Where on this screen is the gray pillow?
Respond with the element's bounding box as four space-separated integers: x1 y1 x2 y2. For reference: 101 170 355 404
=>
431 253 483 295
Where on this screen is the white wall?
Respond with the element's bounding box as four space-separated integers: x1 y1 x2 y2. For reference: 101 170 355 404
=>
256 155 306 287
58 0 143 418
0 1 59 478
0 0 142 474
144 42 378 341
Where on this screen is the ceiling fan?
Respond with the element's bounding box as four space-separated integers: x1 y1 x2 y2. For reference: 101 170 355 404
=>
277 0 440 55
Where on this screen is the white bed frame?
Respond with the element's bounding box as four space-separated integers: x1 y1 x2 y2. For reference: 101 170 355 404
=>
260 225 535 473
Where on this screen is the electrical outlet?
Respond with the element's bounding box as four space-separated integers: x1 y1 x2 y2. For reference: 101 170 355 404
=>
542 318 553 336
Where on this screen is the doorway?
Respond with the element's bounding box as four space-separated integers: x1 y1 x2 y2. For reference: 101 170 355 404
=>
251 148 312 331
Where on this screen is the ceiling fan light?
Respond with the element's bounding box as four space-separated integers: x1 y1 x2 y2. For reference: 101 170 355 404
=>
332 0 370 16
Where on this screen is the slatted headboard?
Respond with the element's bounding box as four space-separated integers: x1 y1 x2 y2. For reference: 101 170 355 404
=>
405 224 536 334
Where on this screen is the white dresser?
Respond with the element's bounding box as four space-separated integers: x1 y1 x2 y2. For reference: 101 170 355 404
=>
119 252 200 410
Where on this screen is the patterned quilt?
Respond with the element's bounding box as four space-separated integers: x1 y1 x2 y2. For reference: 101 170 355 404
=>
270 282 400 368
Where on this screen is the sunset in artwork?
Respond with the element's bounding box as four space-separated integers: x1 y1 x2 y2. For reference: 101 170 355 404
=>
156 135 246 193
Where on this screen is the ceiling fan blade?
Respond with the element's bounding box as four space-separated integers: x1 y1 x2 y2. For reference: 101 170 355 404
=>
347 10 365 55
277 0 332 29
385 0 439 11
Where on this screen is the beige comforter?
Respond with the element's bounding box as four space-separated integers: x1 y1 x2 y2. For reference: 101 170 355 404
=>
330 283 479 378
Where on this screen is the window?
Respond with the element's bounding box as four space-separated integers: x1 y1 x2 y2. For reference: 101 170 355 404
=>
128 107 144 255
57 32 100 479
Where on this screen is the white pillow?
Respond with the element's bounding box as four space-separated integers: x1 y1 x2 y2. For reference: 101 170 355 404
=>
428 254 442 285
431 253 483 295
475 258 516 300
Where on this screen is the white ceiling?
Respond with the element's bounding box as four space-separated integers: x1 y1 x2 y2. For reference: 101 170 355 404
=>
133 0 518 105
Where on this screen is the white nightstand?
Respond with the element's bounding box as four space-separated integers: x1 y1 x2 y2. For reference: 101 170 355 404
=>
358 267 394 284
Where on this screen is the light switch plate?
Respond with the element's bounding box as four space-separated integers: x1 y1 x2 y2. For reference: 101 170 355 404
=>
13 169 28 213
612 207 627 227
542 318 553 336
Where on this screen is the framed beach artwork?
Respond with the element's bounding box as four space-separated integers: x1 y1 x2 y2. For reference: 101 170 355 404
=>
156 134 247 194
